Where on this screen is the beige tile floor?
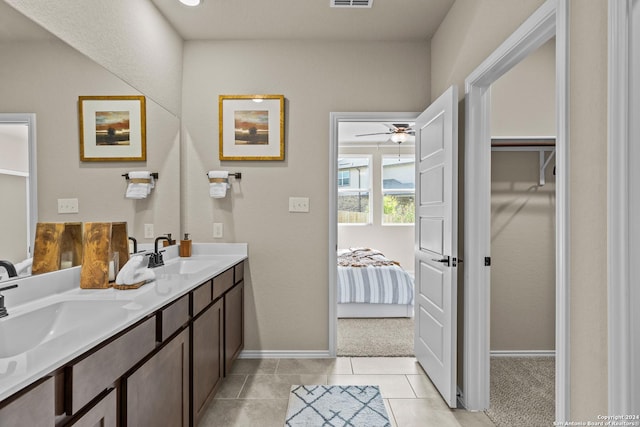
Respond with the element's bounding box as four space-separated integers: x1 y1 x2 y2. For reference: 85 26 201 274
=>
198 357 496 427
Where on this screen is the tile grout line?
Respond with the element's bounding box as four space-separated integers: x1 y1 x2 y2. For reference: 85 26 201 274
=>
236 374 249 399
405 374 418 398
383 398 400 427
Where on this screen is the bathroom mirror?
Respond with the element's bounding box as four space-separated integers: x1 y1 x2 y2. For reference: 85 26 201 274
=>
0 2 181 279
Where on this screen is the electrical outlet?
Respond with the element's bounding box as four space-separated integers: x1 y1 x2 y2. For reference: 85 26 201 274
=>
213 223 223 238
57 198 79 214
144 224 154 238
289 197 310 213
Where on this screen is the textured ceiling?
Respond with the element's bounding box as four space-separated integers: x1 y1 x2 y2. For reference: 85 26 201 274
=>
150 0 454 41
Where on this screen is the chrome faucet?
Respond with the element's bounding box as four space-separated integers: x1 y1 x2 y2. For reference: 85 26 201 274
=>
0 260 17 279
149 235 170 268
0 284 18 318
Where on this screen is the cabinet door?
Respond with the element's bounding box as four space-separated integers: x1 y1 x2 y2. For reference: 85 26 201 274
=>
225 281 244 375
67 388 116 427
0 377 54 427
125 328 189 427
192 298 224 426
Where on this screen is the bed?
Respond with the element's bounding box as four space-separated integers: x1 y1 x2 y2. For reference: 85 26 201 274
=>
337 248 414 318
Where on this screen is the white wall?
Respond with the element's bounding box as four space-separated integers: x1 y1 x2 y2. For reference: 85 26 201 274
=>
489 39 556 352
490 151 556 351
491 39 556 137
0 175 27 263
0 39 181 245
181 40 430 351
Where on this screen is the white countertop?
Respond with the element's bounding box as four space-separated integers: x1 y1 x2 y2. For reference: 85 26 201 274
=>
0 243 247 402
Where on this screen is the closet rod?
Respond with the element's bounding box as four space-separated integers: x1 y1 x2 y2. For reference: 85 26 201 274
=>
491 137 555 147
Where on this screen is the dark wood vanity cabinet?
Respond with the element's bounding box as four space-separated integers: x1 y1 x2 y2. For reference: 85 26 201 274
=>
0 377 55 427
125 328 190 427
192 298 224 426
66 388 117 427
191 261 245 426
225 280 244 375
0 259 245 427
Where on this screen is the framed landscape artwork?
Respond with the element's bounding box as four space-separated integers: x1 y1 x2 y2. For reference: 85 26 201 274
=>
79 95 146 161
219 94 285 161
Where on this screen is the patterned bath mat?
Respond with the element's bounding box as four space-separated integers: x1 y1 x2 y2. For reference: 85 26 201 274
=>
284 385 391 427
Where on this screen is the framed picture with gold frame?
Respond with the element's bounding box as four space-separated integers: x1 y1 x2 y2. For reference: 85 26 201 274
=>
219 94 285 161
79 95 146 162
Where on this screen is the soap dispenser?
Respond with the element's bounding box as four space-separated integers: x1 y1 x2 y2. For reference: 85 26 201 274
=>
180 233 192 258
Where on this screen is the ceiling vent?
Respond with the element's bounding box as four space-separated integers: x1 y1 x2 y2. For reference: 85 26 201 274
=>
331 0 372 8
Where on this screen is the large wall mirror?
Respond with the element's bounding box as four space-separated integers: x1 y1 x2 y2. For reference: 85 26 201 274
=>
0 2 181 280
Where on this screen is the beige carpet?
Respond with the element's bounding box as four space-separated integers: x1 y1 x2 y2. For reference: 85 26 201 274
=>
337 318 414 357
485 356 555 427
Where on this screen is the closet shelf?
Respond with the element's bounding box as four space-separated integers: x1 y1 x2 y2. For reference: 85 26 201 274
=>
491 138 556 186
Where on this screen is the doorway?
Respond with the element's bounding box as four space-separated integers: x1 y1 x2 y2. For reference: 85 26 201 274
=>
329 112 418 357
0 113 37 268
463 0 569 420
485 38 557 427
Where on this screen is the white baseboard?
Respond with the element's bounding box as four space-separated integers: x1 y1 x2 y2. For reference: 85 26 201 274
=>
239 350 332 359
490 350 556 357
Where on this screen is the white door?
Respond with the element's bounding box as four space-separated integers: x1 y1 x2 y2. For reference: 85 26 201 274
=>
414 86 458 408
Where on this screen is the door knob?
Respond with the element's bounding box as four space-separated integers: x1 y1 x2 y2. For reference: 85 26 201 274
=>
431 256 450 266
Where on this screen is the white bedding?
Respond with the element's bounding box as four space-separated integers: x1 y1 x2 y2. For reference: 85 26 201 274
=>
337 264 414 305
337 249 414 307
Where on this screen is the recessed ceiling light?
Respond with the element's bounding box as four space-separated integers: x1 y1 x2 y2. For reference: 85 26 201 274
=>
179 0 201 6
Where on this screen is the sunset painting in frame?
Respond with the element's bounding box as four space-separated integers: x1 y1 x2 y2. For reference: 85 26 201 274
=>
219 94 284 160
79 95 146 162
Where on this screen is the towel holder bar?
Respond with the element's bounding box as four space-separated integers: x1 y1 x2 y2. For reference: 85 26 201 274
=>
205 172 241 179
123 172 159 180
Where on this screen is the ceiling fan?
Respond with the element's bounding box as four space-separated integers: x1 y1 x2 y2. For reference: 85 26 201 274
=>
355 123 415 143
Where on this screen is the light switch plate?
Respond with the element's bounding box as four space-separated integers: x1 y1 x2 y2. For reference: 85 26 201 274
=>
213 223 223 238
57 198 79 213
144 223 154 238
289 197 310 213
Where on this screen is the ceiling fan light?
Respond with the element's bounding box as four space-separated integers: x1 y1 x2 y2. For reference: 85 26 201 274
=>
179 0 201 6
391 133 408 143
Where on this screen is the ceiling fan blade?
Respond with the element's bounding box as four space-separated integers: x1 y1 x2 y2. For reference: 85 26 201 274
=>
355 131 392 137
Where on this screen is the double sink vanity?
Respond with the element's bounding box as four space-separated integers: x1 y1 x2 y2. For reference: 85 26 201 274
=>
0 243 247 427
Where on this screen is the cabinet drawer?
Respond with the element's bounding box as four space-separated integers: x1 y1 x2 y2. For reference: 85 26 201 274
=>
234 261 244 284
212 268 234 300
67 316 156 415
158 294 190 342
191 280 212 317
0 376 54 426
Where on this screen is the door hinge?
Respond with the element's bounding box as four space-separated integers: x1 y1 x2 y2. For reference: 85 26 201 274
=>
484 256 491 266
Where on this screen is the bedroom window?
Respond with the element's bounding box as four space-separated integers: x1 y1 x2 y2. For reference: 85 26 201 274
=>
337 157 371 224
382 156 415 224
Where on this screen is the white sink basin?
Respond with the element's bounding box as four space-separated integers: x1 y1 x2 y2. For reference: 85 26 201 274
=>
0 300 130 358
160 259 214 275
